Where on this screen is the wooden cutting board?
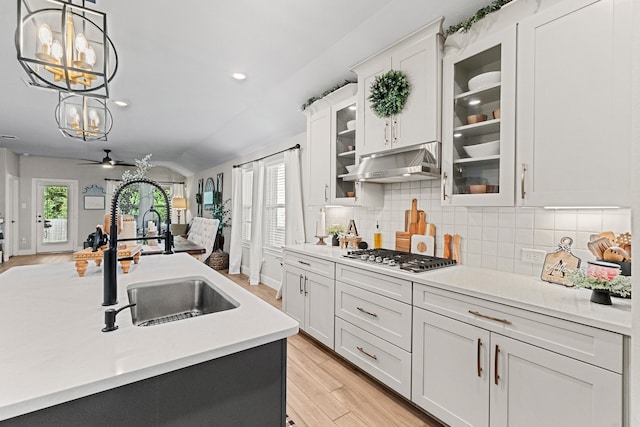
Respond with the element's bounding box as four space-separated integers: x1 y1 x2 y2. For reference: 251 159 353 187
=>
396 231 411 253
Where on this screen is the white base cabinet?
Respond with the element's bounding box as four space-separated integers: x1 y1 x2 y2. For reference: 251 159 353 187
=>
412 285 624 427
283 253 335 349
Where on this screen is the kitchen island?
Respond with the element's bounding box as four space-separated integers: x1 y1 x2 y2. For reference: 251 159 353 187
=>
0 253 298 425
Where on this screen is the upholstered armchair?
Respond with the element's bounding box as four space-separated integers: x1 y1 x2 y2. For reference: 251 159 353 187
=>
186 217 220 262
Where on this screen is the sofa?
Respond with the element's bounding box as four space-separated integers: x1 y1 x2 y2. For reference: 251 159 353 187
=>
186 217 220 262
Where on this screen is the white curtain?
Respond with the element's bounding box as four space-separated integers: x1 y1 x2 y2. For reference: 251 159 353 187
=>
249 160 265 285
228 167 243 274
277 148 306 298
105 180 117 215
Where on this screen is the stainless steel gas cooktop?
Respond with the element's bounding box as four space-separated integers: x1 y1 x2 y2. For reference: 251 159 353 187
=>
343 248 456 273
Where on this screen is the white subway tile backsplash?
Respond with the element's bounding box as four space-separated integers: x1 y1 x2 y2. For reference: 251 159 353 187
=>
515 228 534 245
324 181 631 278
534 211 555 229
515 211 535 229
576 213 602 231
534 229 555 246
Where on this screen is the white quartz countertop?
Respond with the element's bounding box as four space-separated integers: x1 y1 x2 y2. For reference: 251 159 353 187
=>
284 244 631 335
0 253 298 421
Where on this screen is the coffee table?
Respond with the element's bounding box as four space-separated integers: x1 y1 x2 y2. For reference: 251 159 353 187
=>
73 244 143 277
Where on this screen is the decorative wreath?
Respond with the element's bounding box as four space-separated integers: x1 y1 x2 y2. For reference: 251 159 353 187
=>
368 70 410 118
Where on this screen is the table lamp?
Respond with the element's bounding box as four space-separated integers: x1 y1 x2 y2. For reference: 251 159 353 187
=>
172 197 187 224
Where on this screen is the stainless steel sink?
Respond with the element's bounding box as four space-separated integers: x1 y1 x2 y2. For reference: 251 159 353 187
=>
127 277 239 327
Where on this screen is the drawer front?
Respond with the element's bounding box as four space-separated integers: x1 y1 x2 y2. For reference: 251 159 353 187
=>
335 317 411 398
336 263 412 303
336 281 412 351
284 251 335 279
413 284 623 373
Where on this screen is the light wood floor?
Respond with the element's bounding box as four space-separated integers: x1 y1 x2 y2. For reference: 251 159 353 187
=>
2 254 443 427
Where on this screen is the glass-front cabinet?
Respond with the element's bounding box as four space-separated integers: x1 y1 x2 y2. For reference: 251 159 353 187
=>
442 27 516 206
333 97 357 201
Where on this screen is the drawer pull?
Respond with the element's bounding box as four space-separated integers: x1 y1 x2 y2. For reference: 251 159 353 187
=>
356 346 378 360
477 338 483 378
298 260 311 266
356 307 378 318
494 345 500 385
468 310 512 325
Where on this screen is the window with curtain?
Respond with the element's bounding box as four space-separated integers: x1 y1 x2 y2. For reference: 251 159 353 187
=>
264 161 285 250
241 168 253 242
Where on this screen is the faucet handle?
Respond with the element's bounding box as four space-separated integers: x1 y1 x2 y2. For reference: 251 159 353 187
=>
102 303 136 332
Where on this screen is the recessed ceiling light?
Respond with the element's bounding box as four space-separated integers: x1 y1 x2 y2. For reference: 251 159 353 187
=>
348 105 356 111
453 133 462 138
112 100 129 107
23 153 29 156
468 99 481 106
232 72 247 80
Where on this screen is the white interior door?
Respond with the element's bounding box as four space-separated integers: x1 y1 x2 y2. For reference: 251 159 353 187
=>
34 179 78 253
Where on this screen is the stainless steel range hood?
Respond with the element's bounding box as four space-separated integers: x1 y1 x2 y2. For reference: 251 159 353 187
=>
342 142 441 183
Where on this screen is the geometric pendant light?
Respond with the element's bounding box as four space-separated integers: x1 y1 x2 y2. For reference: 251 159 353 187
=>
15 0 118 99
55 92 113 141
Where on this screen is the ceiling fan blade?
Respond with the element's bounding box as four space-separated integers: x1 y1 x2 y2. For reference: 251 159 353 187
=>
77 162 101 165
113 161 136 167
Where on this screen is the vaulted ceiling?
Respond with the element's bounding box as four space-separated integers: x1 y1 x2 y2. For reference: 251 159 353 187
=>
0 0 488 175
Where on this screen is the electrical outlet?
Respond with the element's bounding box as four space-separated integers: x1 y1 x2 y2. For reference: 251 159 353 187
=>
21 237 26 244
521 248 546 264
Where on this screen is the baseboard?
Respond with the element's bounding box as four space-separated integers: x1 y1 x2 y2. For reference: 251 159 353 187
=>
18 249 36 256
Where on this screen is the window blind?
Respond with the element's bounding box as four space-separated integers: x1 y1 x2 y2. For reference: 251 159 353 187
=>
264 162 285 250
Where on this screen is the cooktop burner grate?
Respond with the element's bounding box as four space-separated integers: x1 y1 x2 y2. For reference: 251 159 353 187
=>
343 248 456 273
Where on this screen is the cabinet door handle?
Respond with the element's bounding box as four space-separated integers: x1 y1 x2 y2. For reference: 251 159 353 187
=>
521 163 527 200
298 260 311 266
356 346 378 360
304 277 308 296
298 274 304 294
356 306 378 317
384 121 389 145
442 172 448 200
324 184 329 202
494 345 500 385
468 310 512 325
392 119 398 143
477 338 483 377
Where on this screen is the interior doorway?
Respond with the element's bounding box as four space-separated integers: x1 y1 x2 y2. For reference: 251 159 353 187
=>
33 179 78 253
4 175 19 259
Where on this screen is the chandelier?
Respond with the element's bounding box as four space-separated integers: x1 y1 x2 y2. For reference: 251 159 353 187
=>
15 0 118 99
55 92 113 141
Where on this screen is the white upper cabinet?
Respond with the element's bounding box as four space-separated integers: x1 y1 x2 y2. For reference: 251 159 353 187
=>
352 18 443 157
305 84 383 207
305 99 332 206
516 0 632 207
442 26 517 206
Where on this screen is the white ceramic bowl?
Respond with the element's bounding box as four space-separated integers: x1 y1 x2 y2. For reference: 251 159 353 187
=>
467 71 501 91
463 140 500 158
345 164 357 173
346 120 356 131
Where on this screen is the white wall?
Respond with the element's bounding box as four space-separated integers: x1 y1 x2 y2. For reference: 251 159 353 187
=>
189 132 307 289
16 155 184 254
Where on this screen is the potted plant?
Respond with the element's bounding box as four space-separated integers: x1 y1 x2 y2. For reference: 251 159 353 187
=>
326 224 345 247
211 198 230 252
567 263 631 305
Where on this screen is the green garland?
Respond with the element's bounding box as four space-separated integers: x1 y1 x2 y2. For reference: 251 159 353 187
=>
368 70 410 118
446 0 514 35
300 80 356 111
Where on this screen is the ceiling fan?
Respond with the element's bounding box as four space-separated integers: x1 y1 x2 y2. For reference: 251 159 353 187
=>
78 149 135 168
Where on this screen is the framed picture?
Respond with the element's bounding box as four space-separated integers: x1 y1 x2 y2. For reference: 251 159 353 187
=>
84 195 105 210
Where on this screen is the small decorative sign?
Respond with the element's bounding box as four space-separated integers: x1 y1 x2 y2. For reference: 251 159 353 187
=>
541 237 581 286
82 184 106 210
